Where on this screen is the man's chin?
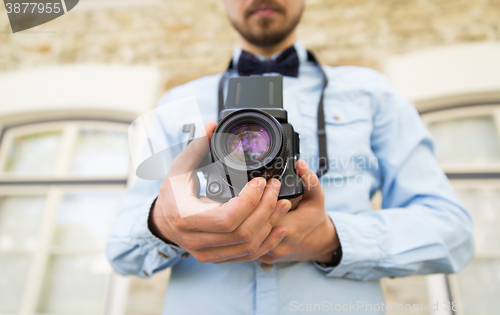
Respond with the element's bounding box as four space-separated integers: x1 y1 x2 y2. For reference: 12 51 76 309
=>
243 32 289 47
233 16 294 47
248 19 285 35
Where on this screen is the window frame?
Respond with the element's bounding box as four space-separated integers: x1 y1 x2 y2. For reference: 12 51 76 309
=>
421 104 500 315
446 178 500 315
0 118 131 184
447 179 500 259
0 118 132 315
421 104 500 176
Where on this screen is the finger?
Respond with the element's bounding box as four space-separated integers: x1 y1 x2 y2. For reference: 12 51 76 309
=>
212 179 290 233
204 120 217 142
174 177 267 232
168 121 217 176
295 159 322 199
191 169 201 198
194 209 287 263
190 194 289 261
186 190 292 249
223 179 285 239
213 226 288 263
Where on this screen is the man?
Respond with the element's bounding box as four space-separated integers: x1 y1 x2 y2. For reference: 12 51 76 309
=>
106 0 474 314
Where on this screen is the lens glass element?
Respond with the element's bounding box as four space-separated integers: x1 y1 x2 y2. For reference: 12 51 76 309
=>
227 124 271 163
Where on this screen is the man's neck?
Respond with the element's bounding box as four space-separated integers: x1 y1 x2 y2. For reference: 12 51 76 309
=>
239 31 297 58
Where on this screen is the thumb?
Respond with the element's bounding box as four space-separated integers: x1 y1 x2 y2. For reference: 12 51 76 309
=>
169 121 217 177
295 159 322 199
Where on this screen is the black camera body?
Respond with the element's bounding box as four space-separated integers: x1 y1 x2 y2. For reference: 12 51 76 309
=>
203 75 304 202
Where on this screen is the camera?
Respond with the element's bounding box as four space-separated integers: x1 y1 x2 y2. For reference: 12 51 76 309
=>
203 75 304 202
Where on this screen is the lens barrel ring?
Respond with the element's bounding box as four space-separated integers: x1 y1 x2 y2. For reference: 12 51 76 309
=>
211 109 289 189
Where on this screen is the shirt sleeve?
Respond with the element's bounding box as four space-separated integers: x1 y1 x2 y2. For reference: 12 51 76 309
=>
106 178 188 278
313 73 475 280
106 91 189 278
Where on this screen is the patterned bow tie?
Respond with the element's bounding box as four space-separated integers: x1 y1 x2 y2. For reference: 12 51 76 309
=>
237 46 299 77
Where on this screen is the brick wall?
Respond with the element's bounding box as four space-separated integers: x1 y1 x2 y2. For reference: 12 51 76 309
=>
1 0 499 92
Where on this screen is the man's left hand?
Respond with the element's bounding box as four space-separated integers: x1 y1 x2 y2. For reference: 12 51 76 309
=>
256 159 340 264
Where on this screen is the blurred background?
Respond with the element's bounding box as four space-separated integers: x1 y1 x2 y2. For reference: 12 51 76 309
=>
0 0 499 314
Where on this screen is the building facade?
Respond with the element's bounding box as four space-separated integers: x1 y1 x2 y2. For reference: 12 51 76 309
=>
0 1 499 314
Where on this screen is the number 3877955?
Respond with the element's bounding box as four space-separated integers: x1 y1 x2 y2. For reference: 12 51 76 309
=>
5 2 62 14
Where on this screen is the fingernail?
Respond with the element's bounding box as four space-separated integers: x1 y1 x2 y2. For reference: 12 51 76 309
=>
272 179 281 195
252 177 266 195
279 202 291 215
278 230 287 239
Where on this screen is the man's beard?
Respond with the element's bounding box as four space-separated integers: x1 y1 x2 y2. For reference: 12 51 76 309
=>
230 4 303 48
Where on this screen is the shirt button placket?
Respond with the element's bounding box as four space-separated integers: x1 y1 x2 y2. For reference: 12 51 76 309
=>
255 262 279 315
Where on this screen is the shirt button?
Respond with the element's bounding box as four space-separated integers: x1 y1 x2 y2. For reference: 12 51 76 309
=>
181 253 190 258
333 115 340 120
261 263 272 271
159 252 169 259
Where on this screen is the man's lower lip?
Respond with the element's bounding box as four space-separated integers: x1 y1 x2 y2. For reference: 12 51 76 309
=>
252 8 279 17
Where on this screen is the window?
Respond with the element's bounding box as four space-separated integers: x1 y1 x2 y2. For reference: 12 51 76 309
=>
378 105 500 314
423 105 500 315
0 120 129 315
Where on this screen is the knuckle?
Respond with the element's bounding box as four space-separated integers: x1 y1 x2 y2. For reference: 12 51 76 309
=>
249 195 261 209
269 246 288 258
243 242 260 256
281 228 294 240
235 228 253 243
237 194 260 211
194 253 210 263
173 217 188 230
268 215 282 228
159 182 173 197
182 238 198 251
261 198 276 212
217 217 238 232
268 213 281 226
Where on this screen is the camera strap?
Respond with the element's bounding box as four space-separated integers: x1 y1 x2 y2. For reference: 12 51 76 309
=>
217 50 329 178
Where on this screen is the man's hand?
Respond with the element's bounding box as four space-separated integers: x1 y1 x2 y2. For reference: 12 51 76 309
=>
149 121 292 263
256 159 340 264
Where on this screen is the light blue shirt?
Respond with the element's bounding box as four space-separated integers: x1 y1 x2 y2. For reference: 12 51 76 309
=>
106 39 474 315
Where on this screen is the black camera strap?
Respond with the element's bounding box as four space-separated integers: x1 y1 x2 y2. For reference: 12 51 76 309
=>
217 50 329 178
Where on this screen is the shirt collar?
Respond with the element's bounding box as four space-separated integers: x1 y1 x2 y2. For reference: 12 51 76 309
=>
231 38 308 69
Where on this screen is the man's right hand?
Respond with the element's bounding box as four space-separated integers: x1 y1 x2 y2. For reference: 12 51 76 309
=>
149 121 292 263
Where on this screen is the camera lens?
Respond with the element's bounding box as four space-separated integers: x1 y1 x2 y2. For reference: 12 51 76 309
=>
211 109 288 190
227 124 271 163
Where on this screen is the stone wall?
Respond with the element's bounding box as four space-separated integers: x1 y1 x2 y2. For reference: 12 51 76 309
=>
1 0 499 93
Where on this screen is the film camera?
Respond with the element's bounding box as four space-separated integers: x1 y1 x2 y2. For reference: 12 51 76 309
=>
203 75 304 202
